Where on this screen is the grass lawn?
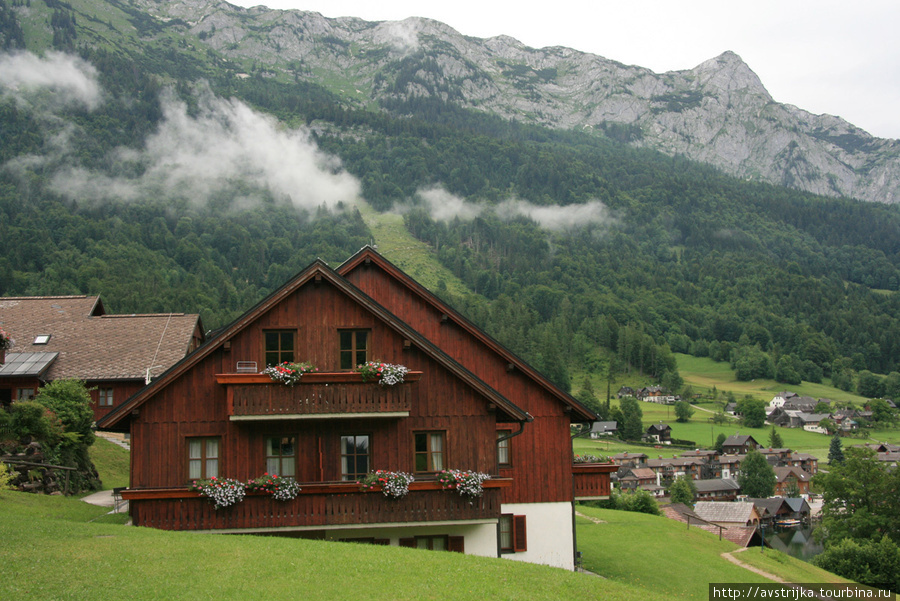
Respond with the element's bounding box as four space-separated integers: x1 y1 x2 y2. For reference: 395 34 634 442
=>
0 490 658 601
575 506 848 601
88 437 130 490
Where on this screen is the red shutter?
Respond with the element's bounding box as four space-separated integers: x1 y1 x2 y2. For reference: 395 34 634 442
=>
448 536 465 553
513 515 527 552
399 537 416 548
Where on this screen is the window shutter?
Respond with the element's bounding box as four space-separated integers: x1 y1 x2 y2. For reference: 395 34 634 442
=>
399 537 416 548
513 515 527 552
448 536 465 553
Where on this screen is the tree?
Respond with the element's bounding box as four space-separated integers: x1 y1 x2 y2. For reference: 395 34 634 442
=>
34 380 95 447
737 398 767 428
674 400 694 423
767 425 784 449
618 397 643 441
714 433 727 453
815 447 900 544
737 449 776 498
575 375 605 418
614 488 660 515
857 370 884 399
868 398 897 424
668 475 697 506
814 536 900 593
828 434 844 466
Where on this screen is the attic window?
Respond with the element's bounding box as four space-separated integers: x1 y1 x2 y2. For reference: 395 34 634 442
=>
33 334 51 345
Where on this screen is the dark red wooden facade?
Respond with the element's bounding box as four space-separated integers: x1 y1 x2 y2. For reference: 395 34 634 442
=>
101 249 612 545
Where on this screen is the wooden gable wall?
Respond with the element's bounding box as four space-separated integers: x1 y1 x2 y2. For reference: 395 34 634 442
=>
342 261 575 504
130 277 500 489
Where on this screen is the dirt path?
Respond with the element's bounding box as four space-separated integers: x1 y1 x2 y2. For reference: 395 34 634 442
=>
721 547 785 582
575 511 606 524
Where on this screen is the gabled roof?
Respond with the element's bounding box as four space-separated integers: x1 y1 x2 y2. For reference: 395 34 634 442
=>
693 478 741 493
647 422 671 432
723 434 759 447
0 296 202 381
746 497 790 517
590 421 617 433
338 247 597 422
774 467 812 483
98 260 531 430
693 501 758 524
783 498 811 514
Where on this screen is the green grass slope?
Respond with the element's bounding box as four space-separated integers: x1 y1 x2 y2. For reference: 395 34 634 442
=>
575 506 848 601
0 491 658 601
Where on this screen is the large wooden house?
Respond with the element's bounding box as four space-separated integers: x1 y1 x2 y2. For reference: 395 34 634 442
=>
0 295 203 421
98 248 613 570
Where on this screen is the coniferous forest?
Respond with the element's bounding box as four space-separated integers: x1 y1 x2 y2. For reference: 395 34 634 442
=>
3 0 900 397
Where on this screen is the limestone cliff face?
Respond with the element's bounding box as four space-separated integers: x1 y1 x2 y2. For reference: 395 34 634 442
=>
137 0 900 204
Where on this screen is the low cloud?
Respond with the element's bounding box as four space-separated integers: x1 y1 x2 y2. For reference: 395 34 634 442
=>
48 86 361 211
0 51 361 212
411 186 615 232
0 51 103 110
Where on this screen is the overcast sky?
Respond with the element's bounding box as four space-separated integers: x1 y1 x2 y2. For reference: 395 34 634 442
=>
229 0 900 140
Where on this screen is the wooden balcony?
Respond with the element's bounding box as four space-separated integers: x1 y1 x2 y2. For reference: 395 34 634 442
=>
216 372 422 420
122 479 508 532
572 462 616 500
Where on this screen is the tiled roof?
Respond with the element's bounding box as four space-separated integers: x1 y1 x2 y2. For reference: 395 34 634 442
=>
693 501 758 524
774 467 812 483
662 504 757 547
694 478 740 493
0 296 202 381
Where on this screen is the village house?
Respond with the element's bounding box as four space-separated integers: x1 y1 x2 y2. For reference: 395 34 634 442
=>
97 248 614 571
588 421 617 438
692 478 741 502
645 422 672 444
0 295 204 421
721 434 759 455
693 501 761 528
610 452 648 467
773 467 813 497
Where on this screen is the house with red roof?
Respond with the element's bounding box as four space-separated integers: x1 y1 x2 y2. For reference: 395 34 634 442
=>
0 296 203 421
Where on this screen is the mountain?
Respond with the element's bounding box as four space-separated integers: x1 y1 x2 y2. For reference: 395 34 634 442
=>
4 0 900 396
120 0 900 204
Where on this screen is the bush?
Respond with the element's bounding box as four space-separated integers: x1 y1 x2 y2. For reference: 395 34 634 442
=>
814 536 900 593
613 488 660 516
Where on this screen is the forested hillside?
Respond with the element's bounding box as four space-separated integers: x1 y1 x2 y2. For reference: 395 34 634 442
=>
2 0 900 398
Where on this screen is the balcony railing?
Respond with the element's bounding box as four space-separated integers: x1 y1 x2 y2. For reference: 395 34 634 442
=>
572 462 616 500
122 479 508 531
216 372 422 420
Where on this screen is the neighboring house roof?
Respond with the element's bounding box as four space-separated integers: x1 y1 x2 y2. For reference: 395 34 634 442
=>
718 454 745 465
783 498 811 514
590 421 617 433
662 503 757 547
0 296 203 382
693 479 740 493
723 434 759 447
693 501 759 524
746 497 790 518
798 413 831 423
98 260 532 430
774 467 812 483
628 468 657 480
647 422 671 433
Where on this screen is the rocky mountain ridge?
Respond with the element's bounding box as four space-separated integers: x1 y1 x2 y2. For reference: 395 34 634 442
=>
26 0 900 203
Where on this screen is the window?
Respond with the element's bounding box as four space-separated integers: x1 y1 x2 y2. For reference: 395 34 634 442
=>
416 536 448 551
98 388 114 407
16 388 35 401
264 330 295 366
339 329 369 370
414 432 445 472
497 430 511 467
187 437 220 480
266 436 295 477
340 435 369 480
499 514 527 553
